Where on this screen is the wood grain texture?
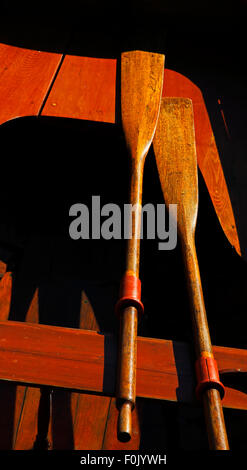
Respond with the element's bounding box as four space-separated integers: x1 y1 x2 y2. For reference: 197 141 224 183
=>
12 289 43 450
0 43 63 125
0 262 6 278
163 69 240 256
117 51 164 440
0 272 12 321
70 288 112 451
0 320 246 411
42 56 116 123
0 271 41 449
0 273 138 449
153 98 229 449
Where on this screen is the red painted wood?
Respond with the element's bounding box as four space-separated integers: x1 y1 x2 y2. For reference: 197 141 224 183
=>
0 262 6 277
73 394 110 450
0 269 40 449
70 289 113 451
0 43 63 125
0 320 246 411
11 290 41 449
0 272 12 321
42 56 116 123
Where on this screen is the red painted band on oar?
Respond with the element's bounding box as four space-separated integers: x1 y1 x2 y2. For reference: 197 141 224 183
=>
196 355 225 401
115 274 144 317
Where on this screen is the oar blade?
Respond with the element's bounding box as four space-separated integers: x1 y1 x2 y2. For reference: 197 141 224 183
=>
121 50 165 162
153 97 198 234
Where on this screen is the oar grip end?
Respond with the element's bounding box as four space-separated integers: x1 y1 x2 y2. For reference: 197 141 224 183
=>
118 401 132 442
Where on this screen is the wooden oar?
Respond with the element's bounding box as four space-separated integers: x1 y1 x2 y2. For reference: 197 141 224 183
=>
162 69 240 257
115 50 164 441
153 97 229 450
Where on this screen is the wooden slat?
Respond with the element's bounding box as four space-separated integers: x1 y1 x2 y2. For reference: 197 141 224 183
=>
42 56 116 123
0 272 12 319
0 43 63 125
0 271 41 449
73 394 110 450
71 289 112 451
13 289 44 450
0 262 6 278
0 320 246 410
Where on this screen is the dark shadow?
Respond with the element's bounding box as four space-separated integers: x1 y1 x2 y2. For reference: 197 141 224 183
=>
33 387 51 450
51 389 74 450
0 2 244 58
163 10 247 264
220 371 247 395
0 115 129 448
172 342 195 404
0 382 18 449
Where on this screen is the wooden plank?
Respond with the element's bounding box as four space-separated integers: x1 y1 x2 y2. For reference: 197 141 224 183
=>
0 269 127 449
0 43 63 125
73 394 110 450
12 290 45 450
42 56 116 123
0 271 41 449
0 272 12 320
0 262 6 278
0 320 246 410
71 289 112 451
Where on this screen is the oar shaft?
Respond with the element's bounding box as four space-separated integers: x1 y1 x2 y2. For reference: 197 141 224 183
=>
117 305 138 439
117 162 144 441
182 236 229 450
117 49 164 442
126 161 144 274
182 236 213 355
203 389 229 450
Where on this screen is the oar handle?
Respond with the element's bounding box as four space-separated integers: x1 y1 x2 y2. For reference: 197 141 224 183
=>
115 274 144 441
116 164 144 441
116 305 138 441
203 388 229 450
182 237 229 450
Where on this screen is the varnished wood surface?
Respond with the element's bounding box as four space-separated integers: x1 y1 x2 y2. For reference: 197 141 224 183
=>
0 268 140 450
117 51 164 439
153 98 229 449
42 56 116 123
0 319 247 410
0 43 63 125
163 69 240 256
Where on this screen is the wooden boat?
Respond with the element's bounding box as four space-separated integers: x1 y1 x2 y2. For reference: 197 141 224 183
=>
0 5 247 450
